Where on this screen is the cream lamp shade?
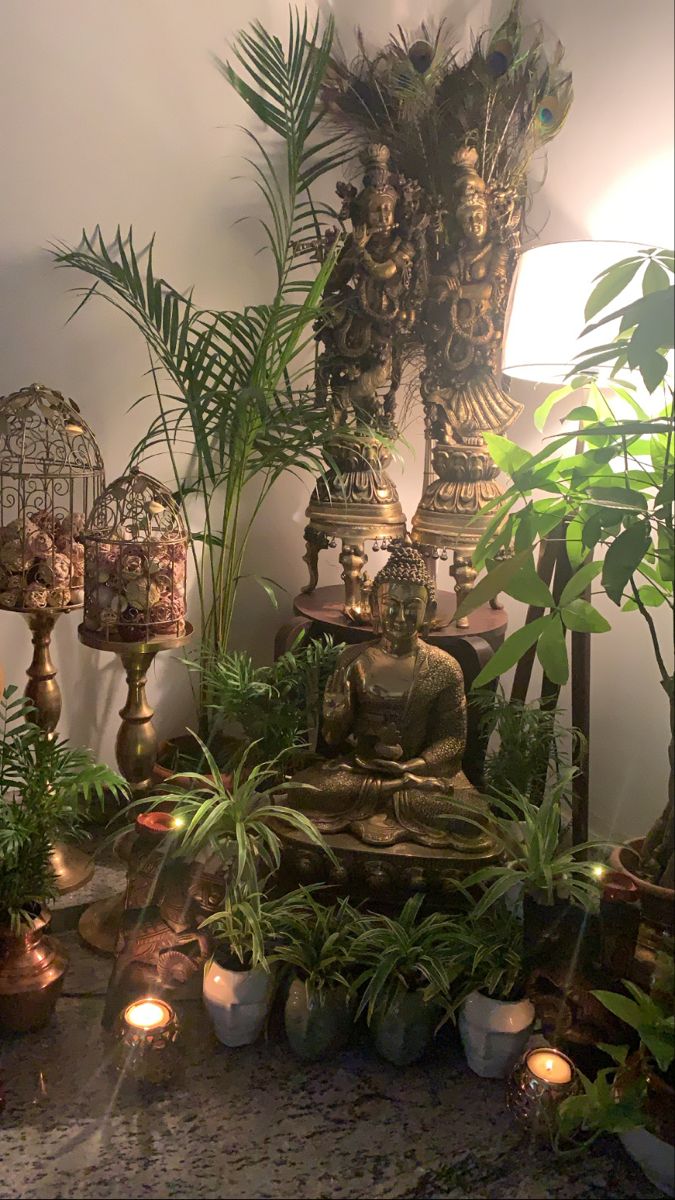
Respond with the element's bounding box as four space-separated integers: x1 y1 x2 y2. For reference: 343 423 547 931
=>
502 240 649 385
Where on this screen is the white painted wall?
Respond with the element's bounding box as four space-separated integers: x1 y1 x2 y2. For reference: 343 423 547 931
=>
0 0 672 840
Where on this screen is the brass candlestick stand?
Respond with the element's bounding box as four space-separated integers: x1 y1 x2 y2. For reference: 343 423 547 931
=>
77 625 192 955
22 606 95 893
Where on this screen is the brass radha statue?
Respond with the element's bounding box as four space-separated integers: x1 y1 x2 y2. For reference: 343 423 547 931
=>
280 539 494 854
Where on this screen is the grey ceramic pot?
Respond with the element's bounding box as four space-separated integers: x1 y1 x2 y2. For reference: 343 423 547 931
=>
371 987 439 1067
284 978 354 1061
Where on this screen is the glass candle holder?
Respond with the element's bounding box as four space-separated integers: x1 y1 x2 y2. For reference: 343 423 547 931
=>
506 1047 580 1135
113 997 180 1085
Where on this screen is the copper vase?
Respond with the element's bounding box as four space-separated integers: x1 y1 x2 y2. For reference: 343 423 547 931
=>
0 909 68 1033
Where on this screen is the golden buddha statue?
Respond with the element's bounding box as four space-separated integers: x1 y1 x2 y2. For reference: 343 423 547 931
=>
281 540 494 854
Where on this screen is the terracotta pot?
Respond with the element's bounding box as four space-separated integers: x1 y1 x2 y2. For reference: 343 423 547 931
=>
609 839 674 932
371 987 439 1067
0 909 68 1033
459 990 535 1079
203 956 275 1047
284 978 354 1061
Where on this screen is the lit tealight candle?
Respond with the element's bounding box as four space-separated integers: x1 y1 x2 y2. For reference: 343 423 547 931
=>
526 1048 573 1085
124 999 171 1031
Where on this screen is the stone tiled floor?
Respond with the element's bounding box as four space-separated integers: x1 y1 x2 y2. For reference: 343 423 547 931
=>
0 863 662 1200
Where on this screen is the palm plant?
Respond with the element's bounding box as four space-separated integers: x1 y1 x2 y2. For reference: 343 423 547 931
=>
194 632 344 772
273 892 362 996
142 736 334 894
0 687 128 929
472 687 585 804
353 894 457 1023
52 11 352 722
464 771 610 917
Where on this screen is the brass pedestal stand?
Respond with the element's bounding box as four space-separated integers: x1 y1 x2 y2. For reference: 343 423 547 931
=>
18 606 96 893
77 624 192 954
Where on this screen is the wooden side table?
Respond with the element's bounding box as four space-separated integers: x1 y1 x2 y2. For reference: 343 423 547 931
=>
275 586 508 787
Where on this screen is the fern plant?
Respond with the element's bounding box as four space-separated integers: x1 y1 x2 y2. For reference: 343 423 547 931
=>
52 11 351 722
0 687 128 929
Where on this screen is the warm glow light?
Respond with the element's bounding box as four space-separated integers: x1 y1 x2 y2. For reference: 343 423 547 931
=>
593 864 606 878
527 1049 573 1085
589 154 674 249
502 241 650 385
124 999 171 1030
173 816 185 828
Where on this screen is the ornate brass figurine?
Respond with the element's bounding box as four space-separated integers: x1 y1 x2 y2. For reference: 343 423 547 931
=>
280 540 495 867
412 148 522 620
302 145 430 618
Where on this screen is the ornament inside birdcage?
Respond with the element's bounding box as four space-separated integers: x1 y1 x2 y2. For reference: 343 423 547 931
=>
81 468 188 643
0 383 104 612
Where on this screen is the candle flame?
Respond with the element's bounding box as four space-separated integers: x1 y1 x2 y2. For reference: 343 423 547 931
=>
545 1058 554 1072
593 863 606 878
124 1000 169 1030
173 816 185 828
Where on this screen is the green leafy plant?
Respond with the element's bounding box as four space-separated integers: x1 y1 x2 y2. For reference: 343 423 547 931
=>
273 891 362 996
0 687 128 929
353 894 457 1023
464 771 609 916
194 633 344 773
473 687 585 803
141 736 334 894
455 247 674 887
52 12 351 723
556 946 675 1151
447 900 526 1004
200 887 312 973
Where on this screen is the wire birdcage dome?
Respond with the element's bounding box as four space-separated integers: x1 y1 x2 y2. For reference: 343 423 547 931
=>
81 467 188 643
0 383 104 612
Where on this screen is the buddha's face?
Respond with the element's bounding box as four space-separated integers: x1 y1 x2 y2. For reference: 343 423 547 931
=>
377 581 428 646
458 197 488 243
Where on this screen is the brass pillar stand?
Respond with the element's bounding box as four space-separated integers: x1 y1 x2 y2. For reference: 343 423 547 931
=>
77 624 192 955
19 607 95 893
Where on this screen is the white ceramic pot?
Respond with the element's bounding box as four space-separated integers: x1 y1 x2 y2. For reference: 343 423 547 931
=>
203 959 275 1047
459 990 535 1079
620 1128 675 1197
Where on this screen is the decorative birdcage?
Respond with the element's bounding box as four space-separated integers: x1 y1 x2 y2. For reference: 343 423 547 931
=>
81 468 188 644
0 383 104 612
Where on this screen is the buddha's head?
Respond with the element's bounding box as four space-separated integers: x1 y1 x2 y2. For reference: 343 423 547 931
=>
371 539 436 649
454 147 489 244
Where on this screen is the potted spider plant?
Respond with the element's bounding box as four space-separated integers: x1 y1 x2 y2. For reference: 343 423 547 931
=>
450 901 534 1079
472 687 584 805
464 770 610 966
555 946 674 1196
353 895 456 1067
200 888 309 1047
143 736 334 894
276 892 361 1061
0 687 127 1033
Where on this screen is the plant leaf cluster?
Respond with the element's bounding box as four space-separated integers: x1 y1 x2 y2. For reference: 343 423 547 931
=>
0 687 128 928
52 11 352 712
464 771 609 914
472 686 584 803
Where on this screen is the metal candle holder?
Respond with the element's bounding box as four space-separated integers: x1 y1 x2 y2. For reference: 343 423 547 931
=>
506 1048 580 1136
